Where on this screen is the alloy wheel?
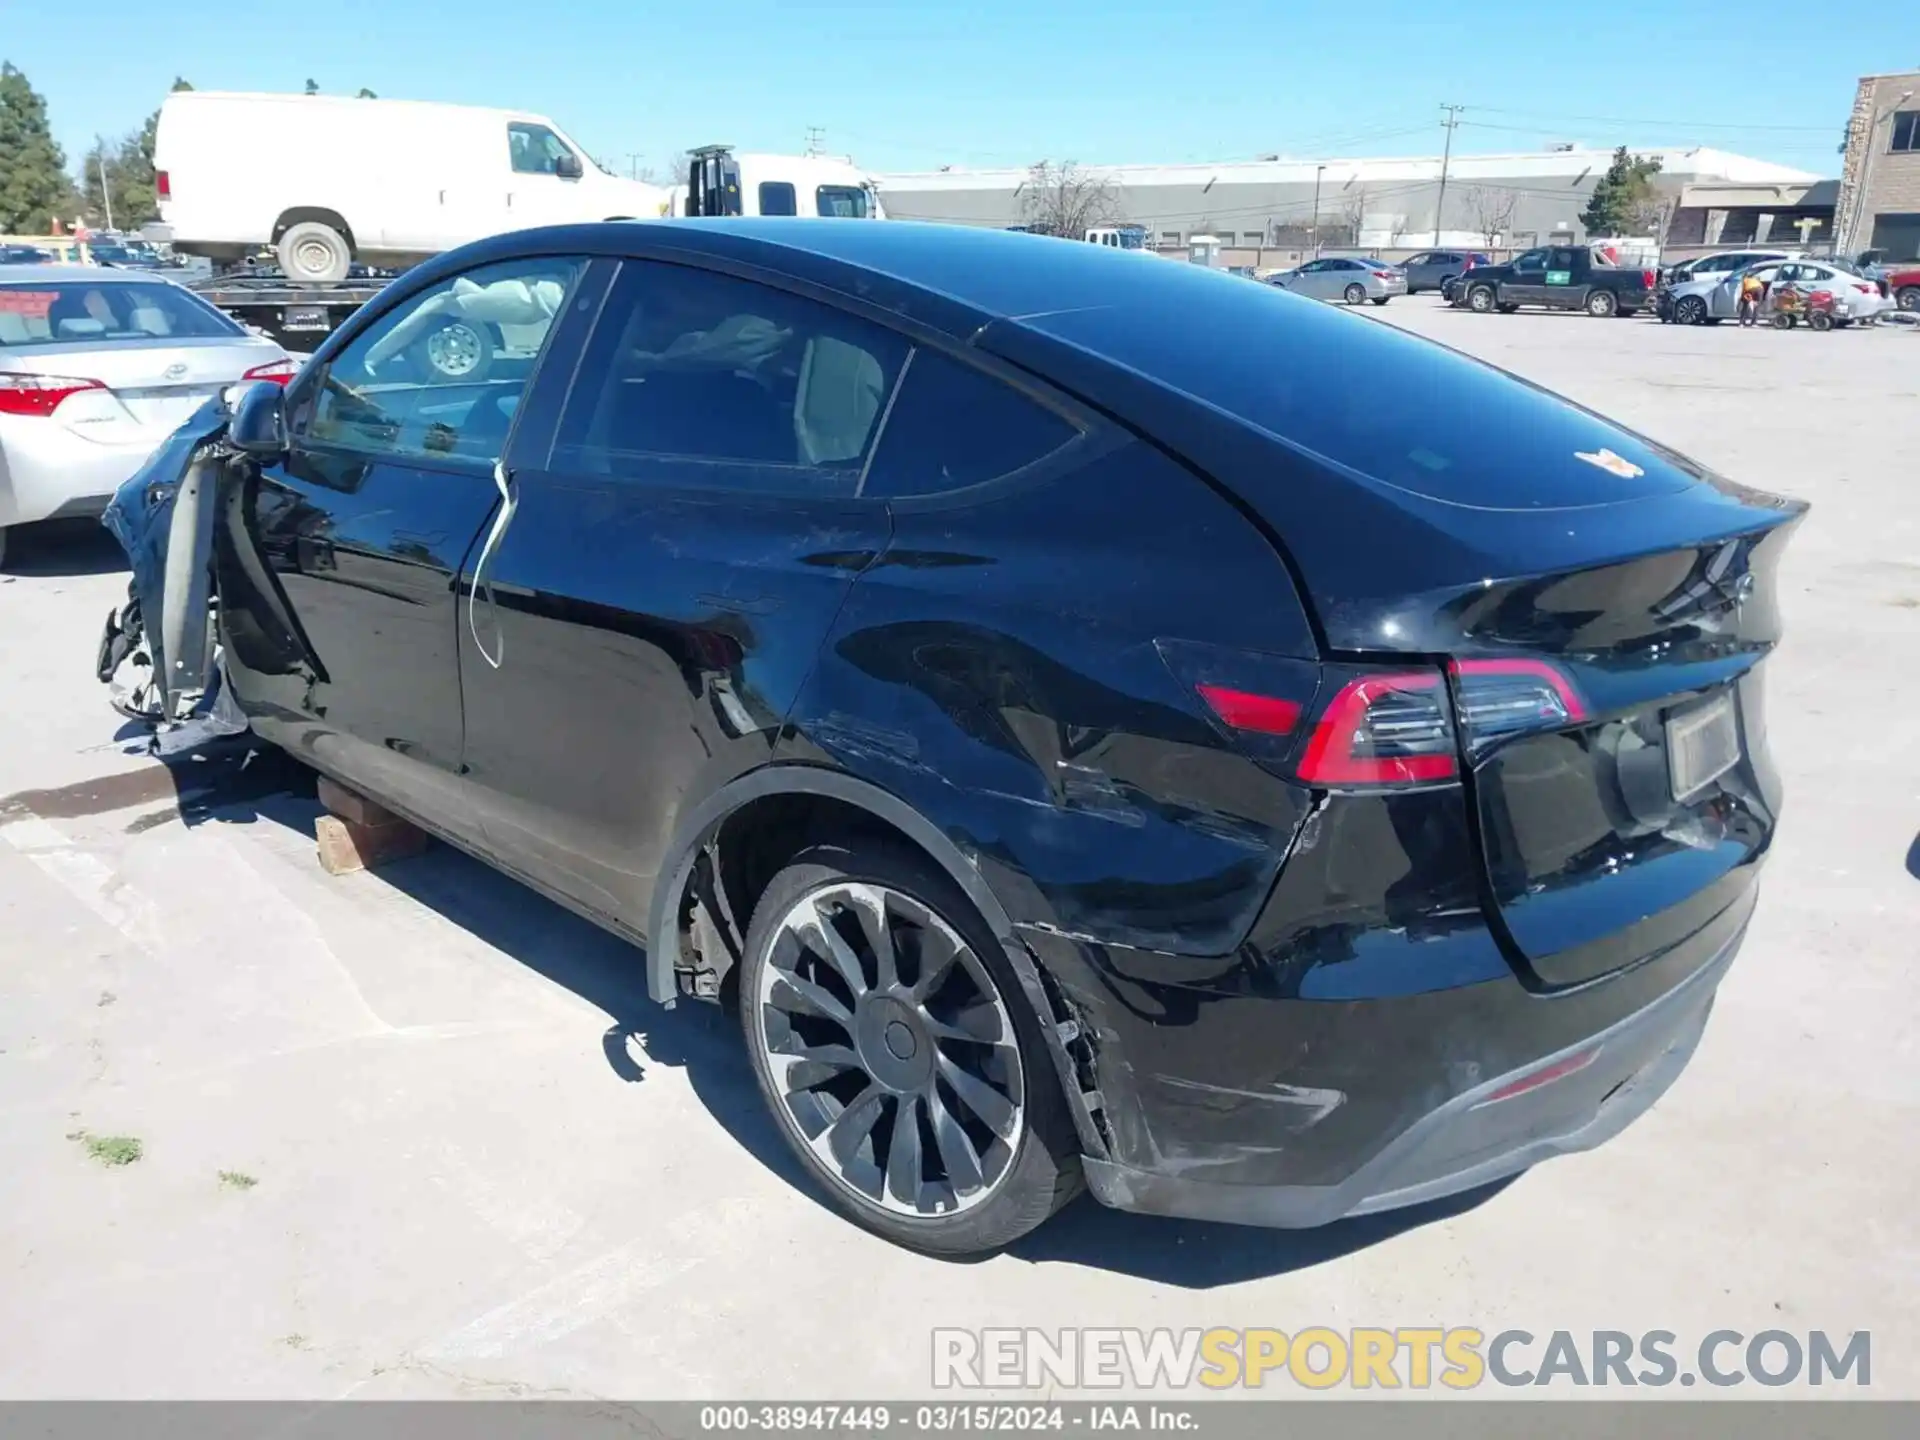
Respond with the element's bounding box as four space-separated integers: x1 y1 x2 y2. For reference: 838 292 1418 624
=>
752 881 1026 1218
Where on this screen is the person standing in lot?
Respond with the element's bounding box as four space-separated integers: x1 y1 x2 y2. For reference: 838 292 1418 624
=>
1738 269 1765 327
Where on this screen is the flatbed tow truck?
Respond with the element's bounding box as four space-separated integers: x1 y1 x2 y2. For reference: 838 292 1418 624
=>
188 269 394 353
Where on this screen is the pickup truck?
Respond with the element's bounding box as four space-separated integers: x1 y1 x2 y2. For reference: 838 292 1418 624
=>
1455 244 1655 317
1890 265 1920 313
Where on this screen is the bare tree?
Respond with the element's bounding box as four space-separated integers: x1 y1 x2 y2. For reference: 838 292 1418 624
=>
1016 160 1120 239
1464 185 1518 245
1339 185 1369 244
1627 193 1672 239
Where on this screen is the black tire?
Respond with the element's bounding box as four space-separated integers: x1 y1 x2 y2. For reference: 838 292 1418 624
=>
739 839 1083 1256
1809 310 1833 332
275 221 352 283
1772 313 1795 329
1370 296 1390 306
408 316 495 385
1675 295 1709 326
1342 283 1367 305
1897 286 1920 312
1586 289 1618 317
1467 284 1497 313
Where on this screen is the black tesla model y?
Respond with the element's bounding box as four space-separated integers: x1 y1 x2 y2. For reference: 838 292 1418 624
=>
106 220 1804 1255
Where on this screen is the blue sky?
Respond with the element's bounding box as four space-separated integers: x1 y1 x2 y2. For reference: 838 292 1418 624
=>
5 0 1886 178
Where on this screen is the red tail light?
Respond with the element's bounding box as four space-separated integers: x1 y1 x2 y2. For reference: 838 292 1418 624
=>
1448 657 1587 757
1195 684 1302 735
155 169 171 201
1296 670 1457 785
0 371 106 417
1372 270 1395 280
1853 283 1874 295
242 358 297 385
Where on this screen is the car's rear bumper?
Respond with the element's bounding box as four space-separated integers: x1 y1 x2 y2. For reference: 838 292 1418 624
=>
1020 880 1755 1230
0 422 165 529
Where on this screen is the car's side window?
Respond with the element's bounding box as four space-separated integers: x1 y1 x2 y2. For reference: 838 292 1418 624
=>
861 348 1083 500
550 260 909 497
301 256 584 469
759 181 798 216
1514 249 1546 272
508 123 574 176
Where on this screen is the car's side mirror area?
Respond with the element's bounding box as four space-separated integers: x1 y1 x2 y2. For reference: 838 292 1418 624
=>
555 153 584 180
228 380 289 457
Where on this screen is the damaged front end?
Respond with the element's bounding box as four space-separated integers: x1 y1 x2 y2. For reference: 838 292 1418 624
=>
96 397 247 751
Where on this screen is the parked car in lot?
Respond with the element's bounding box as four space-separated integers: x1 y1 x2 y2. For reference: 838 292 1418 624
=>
1654 250 1796 321
0 245 54 265
1266 256 1406 304
1888 265 1920 312
104 221 1803 1255
0 266 293 567
1458 245 1653 316
1666 260 1890 327
1397 249 1491 294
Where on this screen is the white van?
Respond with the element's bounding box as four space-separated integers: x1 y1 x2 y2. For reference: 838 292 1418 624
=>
153 91 669 281
670 146 885 220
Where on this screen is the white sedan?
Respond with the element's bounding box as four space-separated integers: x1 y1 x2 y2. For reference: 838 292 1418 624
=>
0 266 293 568
1666 259 1893 327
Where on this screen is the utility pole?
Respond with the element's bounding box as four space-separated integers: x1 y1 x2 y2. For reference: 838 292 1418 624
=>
1434 103 1464 246
804 126 824 157
96 153 115 234
625 153 645 180
1311 163 1325 256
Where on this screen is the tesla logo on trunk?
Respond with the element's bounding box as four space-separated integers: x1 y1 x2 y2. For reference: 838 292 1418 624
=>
163 363 188 380
1575 447 1644 479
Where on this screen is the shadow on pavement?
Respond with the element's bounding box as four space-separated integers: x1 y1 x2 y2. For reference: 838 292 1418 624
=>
103 739 1500 1284
0 520 129 579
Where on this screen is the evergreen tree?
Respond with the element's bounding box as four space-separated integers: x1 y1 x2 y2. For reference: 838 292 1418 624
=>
0 62 74 233
1581 146 1665 236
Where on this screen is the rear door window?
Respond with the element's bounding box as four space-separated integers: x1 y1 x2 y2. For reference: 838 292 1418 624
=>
815 186 871 218
0 281 239 347
862 349 1082 499
550 260 907 495
758 181 798 216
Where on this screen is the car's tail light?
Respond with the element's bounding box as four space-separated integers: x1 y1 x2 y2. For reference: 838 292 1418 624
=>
1449 657 1587 757
1295 671 1457 785
0 371 106 417
155 169 171 201
1373 270 1395 280
242 358 297 385
1853 283 1874 295
1642 269 1657 289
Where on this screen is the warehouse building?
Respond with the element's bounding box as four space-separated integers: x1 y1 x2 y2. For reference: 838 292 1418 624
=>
877 146 1822 257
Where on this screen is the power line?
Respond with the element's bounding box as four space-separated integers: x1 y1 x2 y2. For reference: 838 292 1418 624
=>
1469 105 1835 135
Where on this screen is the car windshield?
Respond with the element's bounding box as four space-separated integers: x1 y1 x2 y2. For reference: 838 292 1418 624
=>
0 281 240 348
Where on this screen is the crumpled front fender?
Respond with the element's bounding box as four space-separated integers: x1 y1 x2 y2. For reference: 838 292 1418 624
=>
100 397 231 719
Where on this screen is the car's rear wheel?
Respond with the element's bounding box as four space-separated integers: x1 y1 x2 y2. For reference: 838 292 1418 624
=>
1587 289 1618 317
1468 284 1496 313
1343 283 1367 305
1675 295 1709 326
276 222 352 283
1897 285 1920 312
740 840 1082 1256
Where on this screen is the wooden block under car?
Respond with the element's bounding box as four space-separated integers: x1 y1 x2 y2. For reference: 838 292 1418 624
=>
314 777 428 874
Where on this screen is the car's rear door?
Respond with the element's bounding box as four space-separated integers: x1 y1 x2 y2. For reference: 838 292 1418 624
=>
1542 246 1584 308
452 256 908 933
214 252 590 834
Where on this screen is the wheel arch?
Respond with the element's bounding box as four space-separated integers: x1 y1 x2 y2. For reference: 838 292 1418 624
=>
647 764 1113 1158
271 207 356 252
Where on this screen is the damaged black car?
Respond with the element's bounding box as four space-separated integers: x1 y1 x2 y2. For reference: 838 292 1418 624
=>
101 220 1806 1256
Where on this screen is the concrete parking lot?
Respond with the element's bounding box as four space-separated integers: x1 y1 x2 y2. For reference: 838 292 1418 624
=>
1 304 1915 1400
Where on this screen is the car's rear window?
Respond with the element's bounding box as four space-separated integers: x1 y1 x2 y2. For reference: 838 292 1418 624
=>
0 281 239 348
1020 271 1696 510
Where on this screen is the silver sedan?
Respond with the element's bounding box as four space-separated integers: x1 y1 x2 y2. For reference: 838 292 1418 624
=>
0 266 292 568
1266 256 1407 305
1667 260 1892 326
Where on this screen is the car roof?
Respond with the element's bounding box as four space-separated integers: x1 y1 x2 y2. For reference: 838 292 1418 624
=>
0 264 170 283
410 219 1302 341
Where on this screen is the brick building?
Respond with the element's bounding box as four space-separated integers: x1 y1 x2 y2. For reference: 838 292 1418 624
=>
1835 70 1920 261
